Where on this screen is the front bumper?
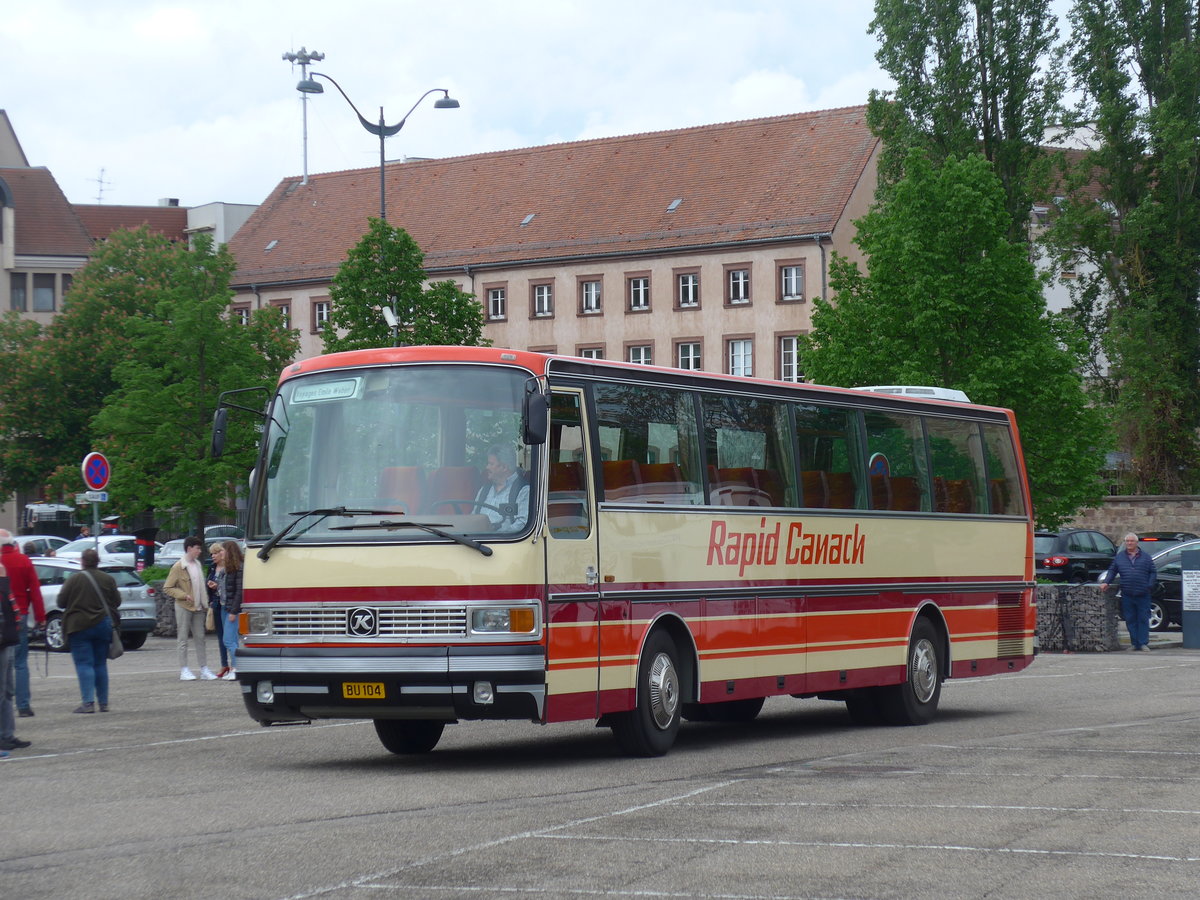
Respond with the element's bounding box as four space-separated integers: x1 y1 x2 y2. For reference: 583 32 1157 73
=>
236 644 546 724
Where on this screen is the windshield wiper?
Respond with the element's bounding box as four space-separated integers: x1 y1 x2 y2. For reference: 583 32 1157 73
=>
330 519 494 557
257 508 397 561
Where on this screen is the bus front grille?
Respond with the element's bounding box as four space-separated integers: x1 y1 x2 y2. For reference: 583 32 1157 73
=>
270 606 469 639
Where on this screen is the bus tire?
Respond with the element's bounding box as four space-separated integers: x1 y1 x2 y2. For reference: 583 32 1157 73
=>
611 631 682 756
843 689 885 725
374 719 445 754
878 618 942 726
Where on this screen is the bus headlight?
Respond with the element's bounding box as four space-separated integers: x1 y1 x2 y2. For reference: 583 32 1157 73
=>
246 611 271 636
470 605 537 635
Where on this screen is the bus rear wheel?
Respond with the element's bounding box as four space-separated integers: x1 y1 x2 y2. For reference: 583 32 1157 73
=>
612 631 682 756
878 618 943 726
374 719 445 754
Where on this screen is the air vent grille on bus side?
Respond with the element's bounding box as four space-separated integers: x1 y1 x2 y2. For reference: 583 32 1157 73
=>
996 592 1026 658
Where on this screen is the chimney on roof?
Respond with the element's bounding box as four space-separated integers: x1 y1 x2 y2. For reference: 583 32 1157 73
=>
158 198 180 207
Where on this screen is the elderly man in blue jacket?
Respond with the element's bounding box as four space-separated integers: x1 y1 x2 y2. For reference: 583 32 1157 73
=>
1100 533 1158 651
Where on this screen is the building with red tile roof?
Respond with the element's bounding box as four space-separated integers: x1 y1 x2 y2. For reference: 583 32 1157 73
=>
228 105 880 375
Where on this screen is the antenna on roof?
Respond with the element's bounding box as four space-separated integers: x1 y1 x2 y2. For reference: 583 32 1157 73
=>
282 46 325 185
90 168 111 204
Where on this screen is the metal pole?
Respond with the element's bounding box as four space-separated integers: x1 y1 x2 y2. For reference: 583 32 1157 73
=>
378 107 387 222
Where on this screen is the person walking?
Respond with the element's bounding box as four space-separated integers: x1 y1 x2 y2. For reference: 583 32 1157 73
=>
1100 532 1158 651
219 541 244 680
0 529 46 719
57 548 121 713
205 543 230 678
163 536 216 680
1 556 31 752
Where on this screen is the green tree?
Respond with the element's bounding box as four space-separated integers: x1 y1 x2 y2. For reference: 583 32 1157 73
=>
323 218 489 352
868 0 1065 240
89 234 298 532
803 151 1110 528
1047 0 1200 492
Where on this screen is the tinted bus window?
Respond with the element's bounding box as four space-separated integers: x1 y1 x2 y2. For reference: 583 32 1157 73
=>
982 423 1026 515
794 404 865 509
863 410 929 512
593 383 702 504
548 392 591 537
926 417 987 514
702 394 795 507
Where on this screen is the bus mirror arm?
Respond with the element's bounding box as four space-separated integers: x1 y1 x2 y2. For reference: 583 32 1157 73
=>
211 387 271 458
522 382 549 446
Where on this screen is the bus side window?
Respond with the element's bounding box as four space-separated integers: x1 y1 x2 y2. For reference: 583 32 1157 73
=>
794 404 865 509
548 393 591 537
702 395 795 507
863 410 930 512
926 416 987 514
982 423 1025 515
593 383 703 505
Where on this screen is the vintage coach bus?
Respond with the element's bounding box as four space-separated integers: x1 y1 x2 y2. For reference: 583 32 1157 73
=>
213 345 1035 756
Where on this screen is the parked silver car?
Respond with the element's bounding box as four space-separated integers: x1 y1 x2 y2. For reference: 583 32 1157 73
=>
56 535 162 568
31 557 158 651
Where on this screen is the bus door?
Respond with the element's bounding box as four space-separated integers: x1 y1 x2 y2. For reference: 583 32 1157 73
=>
542 389 603 722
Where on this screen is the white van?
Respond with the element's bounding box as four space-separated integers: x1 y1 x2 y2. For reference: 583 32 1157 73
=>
853 385 972 403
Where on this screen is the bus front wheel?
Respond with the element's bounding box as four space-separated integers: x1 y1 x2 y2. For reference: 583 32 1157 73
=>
878 618 943 726
374 719 445 754
612 631 682 756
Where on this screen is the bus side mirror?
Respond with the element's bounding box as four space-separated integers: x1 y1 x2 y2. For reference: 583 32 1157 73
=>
211 407 229 458
523 391 548 445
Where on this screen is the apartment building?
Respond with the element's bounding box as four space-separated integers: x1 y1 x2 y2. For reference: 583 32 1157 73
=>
227 105 880 378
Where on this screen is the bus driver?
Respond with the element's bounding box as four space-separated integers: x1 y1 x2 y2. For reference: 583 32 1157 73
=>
476 445 530 531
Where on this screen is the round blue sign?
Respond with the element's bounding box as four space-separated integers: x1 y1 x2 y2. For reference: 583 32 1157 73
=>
82 452 111 490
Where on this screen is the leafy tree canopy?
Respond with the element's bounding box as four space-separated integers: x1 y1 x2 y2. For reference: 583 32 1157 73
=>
803 150 1110 528
323 218 489 352
1047 0 1200 492
868 0 1065 241
88 233 298 532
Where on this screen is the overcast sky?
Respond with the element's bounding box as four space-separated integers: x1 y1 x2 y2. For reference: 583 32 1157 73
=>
3 0 891 208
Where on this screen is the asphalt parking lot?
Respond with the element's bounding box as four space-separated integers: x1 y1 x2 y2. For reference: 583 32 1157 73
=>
3 634 1199 900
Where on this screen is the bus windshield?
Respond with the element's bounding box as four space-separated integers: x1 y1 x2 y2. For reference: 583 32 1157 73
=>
250 364 536 544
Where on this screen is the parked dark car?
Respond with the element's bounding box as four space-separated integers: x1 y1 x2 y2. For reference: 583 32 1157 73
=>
1135 531 1199 553
1100 538 1200 630
1035 529 1118 583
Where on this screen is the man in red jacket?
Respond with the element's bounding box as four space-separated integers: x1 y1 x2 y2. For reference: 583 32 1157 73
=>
0 530 45 720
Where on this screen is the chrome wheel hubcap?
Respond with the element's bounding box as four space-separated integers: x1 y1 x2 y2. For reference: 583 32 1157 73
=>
647 652 680 730
910 638 938 703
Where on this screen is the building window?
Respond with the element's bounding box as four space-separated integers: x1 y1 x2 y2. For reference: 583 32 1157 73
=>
312 299 330 333
676 271 700 308
725 266 750 305
32 274 55 312
779 263 805 301
580 279 602 314
233 305 251 326
727 338 753 377
779 335 802 382
486 286 507 321
578 346 604 359
10 273 26 311
628 344 652 366
532 282 554 318
272 301 291 329
676 341 701 370
627 275 650 312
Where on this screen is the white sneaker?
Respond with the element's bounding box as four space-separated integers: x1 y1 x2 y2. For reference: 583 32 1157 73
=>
180 668 197 681
220 668 237 681
199 667 218 680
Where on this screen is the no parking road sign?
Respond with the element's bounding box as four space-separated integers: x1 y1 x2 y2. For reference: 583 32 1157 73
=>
82 452 111 491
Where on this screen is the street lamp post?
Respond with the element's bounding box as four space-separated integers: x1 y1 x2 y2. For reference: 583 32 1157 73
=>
295 74 459 346
295 74 459 223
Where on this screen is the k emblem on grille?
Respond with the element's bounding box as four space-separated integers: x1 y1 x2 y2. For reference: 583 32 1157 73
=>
347 607 379 636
